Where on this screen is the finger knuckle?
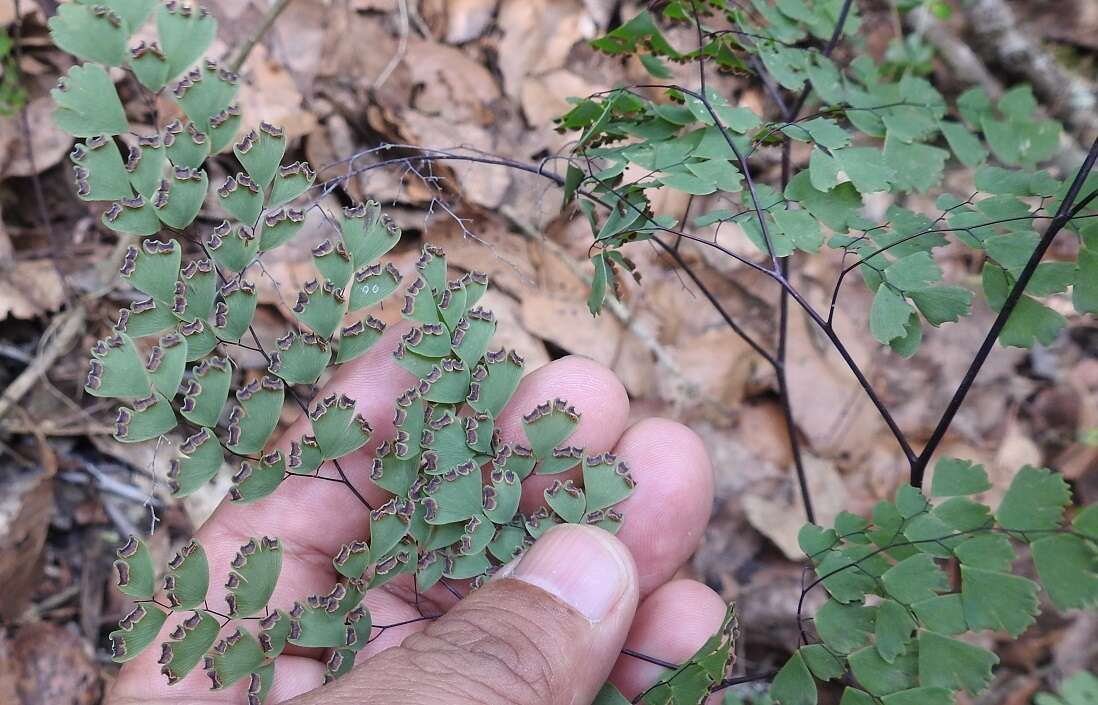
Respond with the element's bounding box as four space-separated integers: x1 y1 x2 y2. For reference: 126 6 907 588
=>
397 601 563 705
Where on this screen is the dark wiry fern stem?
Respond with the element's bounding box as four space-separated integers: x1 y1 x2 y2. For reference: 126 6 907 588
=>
911 135 1098 486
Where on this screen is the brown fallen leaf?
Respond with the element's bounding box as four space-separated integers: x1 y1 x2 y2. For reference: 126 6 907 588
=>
406 38 500 122
0 622 101 705
496 0 590 99
520 68 600 129
237 45 318 137
0 466 53 620
742 453 845 560
520 290 656 397
664 327 753 411
431 216 538 294
0 97 72 178
0 260 64 320
398 112 511 208
784 305 884 460
445 0 498 44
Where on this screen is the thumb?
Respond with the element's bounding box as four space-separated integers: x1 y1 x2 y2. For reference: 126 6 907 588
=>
316 524 639 705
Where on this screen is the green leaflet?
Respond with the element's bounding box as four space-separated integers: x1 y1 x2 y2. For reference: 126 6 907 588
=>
953 534 1016 571
875 599 915 663
468 349 524 417
226 376 284 456
174 60 239 128
95 0 156 31
996 465 1071 531
179 356 232 427
86 332 151 399
911 595 966 636
152 166 208 229
260 208 307 250
164 539 209 610
309 393 372 459
336 317 387 364
156 1 217 81
168 428 223 497
208 221 260 273
146 332 188 397
209 105 243 153
848 647 918 697
801 643 845 681
960 565 1039 637
109 603 168 663
52 63 129 137
982 261 1066 348
270 332 331 385
313 241 354 290
544 480 586 523
341 201 402 268
216 174 264 226
164 119 209 168
292 279 347 339
230 451 286 503
71 136 132 201
917 630 998 695
269 162 316 208
113 535 156 599
424 461 483 525
205 627 266 690
333 541 371 580
124 135 167 199
213 279 258 342
523 399 580 458
235 122 287 188
836 147 895 194
582 453 635 511
1031 534 1098 611
130 41 171 92
881 554 948 605
226 537 283 619
160 610 219 683
114 390 177 442
771 650 817 705
870 285 914 344
349 263 401 311
931 456 992 494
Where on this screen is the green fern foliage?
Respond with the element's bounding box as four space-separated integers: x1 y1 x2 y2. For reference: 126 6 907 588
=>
767 458 1097 705
51 1 1098 704
558 0 1096 358
51 2 639 697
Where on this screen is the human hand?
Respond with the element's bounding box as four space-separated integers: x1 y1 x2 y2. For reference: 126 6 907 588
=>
109 327 725 705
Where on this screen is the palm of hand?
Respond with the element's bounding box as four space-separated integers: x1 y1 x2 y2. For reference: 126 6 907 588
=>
111 331 724 705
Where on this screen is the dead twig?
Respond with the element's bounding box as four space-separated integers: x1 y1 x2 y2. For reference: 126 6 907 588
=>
372 0 410 90
230 0 296 72
0 306 86 422
903 2 1087 172
962 0 1098 144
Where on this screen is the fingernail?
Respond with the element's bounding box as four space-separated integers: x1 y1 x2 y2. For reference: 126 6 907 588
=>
511 524 631 621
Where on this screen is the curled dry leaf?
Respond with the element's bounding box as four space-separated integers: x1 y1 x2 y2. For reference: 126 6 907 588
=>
0 260 64 320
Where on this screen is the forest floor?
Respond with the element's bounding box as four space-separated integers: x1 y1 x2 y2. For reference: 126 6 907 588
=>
1 0 1097 703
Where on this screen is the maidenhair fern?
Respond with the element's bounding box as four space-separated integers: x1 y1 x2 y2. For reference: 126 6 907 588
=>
50 1 1098 705
559 2 1095 357
1036 671 1098 705
52 1 636 697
